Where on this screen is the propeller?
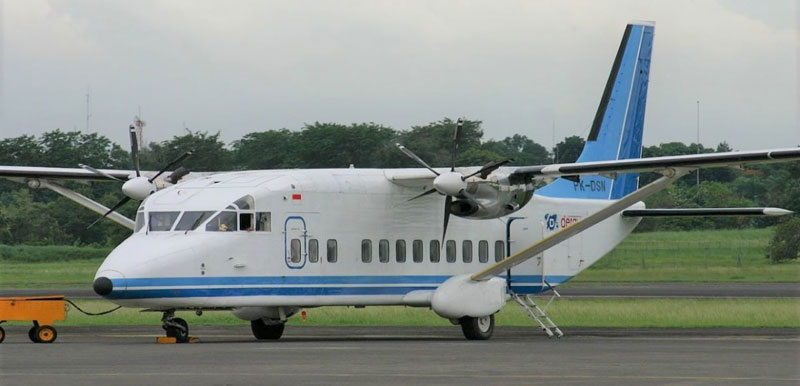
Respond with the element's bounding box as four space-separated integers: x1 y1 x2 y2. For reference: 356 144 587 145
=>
84 123 193 229
396 118 512 245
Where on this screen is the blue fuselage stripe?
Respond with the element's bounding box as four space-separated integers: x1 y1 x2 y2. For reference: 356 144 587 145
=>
106 275 571 299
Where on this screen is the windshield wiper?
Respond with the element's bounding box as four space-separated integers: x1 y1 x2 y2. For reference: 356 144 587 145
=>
185 213 210 234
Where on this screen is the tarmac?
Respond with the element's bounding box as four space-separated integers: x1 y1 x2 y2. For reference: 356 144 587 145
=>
1 325 798 386
2 281 799 299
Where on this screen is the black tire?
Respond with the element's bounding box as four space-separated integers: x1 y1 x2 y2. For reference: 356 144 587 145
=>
165 317 189 343
35 325 57 343
0 326 5 343
251 319 285 340
28 326 39 343
460 314 494 340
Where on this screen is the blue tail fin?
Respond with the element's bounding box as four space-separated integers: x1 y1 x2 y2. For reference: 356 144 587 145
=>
537 22 655 200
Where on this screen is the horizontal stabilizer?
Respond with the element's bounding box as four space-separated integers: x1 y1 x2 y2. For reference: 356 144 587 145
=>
621 207 793 217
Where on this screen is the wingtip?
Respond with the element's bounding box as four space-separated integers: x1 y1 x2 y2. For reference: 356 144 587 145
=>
763 207 794 216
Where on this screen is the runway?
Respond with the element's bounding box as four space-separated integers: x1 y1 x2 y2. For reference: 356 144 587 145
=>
1 326 798 386
2 282 798 299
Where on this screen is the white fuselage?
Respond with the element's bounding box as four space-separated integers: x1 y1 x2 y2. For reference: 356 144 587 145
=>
95 168 642 310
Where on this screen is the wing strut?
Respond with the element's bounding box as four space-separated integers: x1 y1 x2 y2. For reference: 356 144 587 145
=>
32 180 135 230
470 167 691 281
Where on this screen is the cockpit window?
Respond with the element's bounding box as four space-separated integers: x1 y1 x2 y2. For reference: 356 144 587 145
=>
134 212 145 232
175 211 215 231
206 211 237 232
149 211 180 231
233 195 254 210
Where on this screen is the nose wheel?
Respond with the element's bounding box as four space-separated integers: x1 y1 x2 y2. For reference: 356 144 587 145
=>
161 311 189 343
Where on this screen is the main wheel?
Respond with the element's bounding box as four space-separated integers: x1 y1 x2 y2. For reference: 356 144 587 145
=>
0 326 5 343
165 318 189 343
251 319 285 340
28 326 39 343
35 326 57 343
460 314 495 340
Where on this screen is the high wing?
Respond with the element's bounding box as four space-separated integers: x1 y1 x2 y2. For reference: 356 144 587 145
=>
510 148 800 180
467 148 800 281
0 166 135 181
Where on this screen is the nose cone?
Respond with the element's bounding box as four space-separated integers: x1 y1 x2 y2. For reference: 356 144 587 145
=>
93 277 113 296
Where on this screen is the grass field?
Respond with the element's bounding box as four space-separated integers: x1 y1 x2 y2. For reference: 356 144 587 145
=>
0 228 797 288
7 298 797 328
574 228 799 282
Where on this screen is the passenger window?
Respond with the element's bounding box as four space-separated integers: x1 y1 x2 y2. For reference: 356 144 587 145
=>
309 239 319 263
379 239 390 263
175 211 214 231
256 212 271 232
445 240 456 263
327 239 338 263
463 240 473 263
206 211 237 232
430 240 440 263
148 211 180 231
134 212 145 232
396 240 406 263
290 239 301 263
239 213 254 231
361 239 372 263
479 240 489 263
495 241 505 262
412 240 423 263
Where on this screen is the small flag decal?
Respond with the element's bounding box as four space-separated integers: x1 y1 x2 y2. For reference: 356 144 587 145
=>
292 193 302 200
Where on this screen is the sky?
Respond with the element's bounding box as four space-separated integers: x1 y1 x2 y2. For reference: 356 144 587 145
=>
1 0 798 152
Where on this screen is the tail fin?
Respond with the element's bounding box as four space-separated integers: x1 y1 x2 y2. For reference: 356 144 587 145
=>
538 21 655 200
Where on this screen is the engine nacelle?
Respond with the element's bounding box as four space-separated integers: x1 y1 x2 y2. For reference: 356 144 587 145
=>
453 173 534 219
431 274 508 319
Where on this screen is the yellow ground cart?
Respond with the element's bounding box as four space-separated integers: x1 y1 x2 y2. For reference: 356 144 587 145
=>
0 295 67 343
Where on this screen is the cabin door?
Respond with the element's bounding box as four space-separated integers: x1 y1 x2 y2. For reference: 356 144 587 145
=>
284 216 307 269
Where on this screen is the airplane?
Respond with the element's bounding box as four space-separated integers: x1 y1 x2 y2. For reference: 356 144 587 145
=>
1 21 798 342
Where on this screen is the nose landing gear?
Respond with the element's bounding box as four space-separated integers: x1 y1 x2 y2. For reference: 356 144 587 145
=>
161 310 189 343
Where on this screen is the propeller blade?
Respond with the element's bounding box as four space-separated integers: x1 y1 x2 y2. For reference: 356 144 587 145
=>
451 119 463 172
87 196 131 229
396 144 439 176
407 187 438 202
129 125 140 177
464 159 513 180
148 151 193 183
78 164 124 182
442 195 452 246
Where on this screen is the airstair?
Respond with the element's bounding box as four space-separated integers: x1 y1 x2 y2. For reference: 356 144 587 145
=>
511 285 564 338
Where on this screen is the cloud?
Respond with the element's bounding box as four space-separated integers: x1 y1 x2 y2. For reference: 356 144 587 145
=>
1 0 797 151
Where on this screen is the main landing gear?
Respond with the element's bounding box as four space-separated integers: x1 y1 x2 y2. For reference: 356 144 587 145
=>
459 314 495 340
250 318 285 340
161 310 189 343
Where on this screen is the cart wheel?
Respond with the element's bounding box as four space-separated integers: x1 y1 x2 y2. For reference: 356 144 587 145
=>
35 326 57 343
29 326 39 343
0 326 5 343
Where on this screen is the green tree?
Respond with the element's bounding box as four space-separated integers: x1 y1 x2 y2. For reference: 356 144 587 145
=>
553 135 584 163
232 129 299 169
392 118 484 168
295 122 397 168
143 131 232 172
767 217 800 263
481 134 550 166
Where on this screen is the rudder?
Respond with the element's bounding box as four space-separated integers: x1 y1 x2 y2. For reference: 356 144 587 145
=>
538 21 655 200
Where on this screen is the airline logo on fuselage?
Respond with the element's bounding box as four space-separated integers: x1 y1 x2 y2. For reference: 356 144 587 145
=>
544 213 581 231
